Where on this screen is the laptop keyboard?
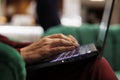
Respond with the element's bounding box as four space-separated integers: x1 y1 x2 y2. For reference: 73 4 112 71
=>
50 44 97 62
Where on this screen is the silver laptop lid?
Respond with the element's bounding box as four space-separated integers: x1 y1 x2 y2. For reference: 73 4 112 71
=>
97 0 114 56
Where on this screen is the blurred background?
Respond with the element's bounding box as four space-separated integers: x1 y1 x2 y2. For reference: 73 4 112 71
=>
0 0 119 26
0 0 120 42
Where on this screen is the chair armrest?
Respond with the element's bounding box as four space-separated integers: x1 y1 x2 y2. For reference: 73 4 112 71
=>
0 42 26 80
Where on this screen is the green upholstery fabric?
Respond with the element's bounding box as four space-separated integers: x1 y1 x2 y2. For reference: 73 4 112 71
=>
0 42 26 80
43 24 99 45
43 24 120 79
116 71 120 80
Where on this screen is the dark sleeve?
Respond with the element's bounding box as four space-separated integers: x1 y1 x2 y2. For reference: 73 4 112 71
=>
0 34 31 52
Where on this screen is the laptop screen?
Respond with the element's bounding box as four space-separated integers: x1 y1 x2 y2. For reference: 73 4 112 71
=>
96 0 114 56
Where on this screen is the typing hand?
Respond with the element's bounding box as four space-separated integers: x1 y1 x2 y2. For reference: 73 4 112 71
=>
20 34 79 63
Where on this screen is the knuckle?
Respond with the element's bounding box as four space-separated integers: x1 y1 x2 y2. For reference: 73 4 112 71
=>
58 33 64 37
46 48 50 53
59 39 64 43
42 38 48 42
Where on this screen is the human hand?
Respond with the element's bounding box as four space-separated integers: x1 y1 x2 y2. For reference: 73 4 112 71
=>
20 34 79 63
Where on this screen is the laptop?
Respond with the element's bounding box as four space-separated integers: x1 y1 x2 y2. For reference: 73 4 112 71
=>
26 0 114 70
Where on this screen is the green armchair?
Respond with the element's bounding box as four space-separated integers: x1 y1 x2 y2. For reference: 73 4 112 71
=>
0 42 26 80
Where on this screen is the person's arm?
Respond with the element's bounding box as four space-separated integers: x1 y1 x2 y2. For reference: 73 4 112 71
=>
0 34 31 52
0 34 79 63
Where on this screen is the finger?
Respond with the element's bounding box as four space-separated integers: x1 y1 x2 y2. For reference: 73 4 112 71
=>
67 35 77 43
45 34 64 38
67 35 80 46
47 34 79 47
50 38 77 47
46 33 73 42
49 46 76 55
